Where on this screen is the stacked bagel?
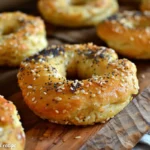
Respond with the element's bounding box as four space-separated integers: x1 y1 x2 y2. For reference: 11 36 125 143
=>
141 0 150 11
38 0 119 27
97 11 150 59
0 12 47 66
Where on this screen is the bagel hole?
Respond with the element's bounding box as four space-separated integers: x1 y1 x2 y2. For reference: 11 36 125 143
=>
2 27 17 35
66 71 81 80
66 70 89 80
1 23 21 35
70 0 86 5
65 61 93 80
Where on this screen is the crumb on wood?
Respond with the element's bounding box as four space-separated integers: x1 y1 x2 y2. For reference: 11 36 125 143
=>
39 137 44 141
141 74 145 79
62 139 66 142
74 136 81 139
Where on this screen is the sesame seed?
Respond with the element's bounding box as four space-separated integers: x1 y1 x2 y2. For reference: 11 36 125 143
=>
81 89 88 94
39 59 43 62
75 90 79 94
89 82 92 85
71 96 80 100
31 70 35 73
145 27 150 33
27 85 32 89
33 101 37 104
0 117 5 121
97 91 101 95
78 81 84 86
57 90 62 92
17 134 22 140
0 127 3 132
37 74 40 77
130 37 134 41
86 116 91 120
74 136 81 139
121 79 125 82
32 97 35 101
121 73 125 76
54 97 62 101
72 80 79 87
65 121 69 124
86 84 89 87
55 110 59 114
75 117 80 121
99 81 106 85
91 94 96 97
138 34 142 38
57 84 65 90
43 92 47 95
70 87 74 90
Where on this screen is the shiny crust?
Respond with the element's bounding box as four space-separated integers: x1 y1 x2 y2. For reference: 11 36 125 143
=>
18 43 139 125
141 0 150 11
38 0 118 27
97 11 150 59
0 11 47 66
0 95 25 150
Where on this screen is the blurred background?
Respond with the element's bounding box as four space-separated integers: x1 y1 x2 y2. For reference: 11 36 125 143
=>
0 0 141 12
0 0 33 10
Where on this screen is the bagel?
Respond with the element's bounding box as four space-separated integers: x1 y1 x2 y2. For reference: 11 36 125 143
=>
38 0 119 27
18 43 139 125
0 11 47 66
0 95 25 150
141 0 150 11
97 11 150 59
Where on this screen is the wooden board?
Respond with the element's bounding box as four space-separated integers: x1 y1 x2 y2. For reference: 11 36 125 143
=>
8 87 150 150
0 0 150 150
81 87 150 150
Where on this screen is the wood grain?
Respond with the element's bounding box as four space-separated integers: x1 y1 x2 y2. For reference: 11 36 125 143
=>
8 87 150 150
81 87 150 150
9 92 105 150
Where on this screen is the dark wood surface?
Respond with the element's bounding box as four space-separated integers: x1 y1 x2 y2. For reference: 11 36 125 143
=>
7 87 150 150
81 87 150 150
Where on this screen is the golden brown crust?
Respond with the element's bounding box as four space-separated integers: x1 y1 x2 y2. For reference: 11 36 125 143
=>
18 43 139 125
0 11 47 66
38 0 118 27
97 11 150 59
141 0 150 11
0 95 25 150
